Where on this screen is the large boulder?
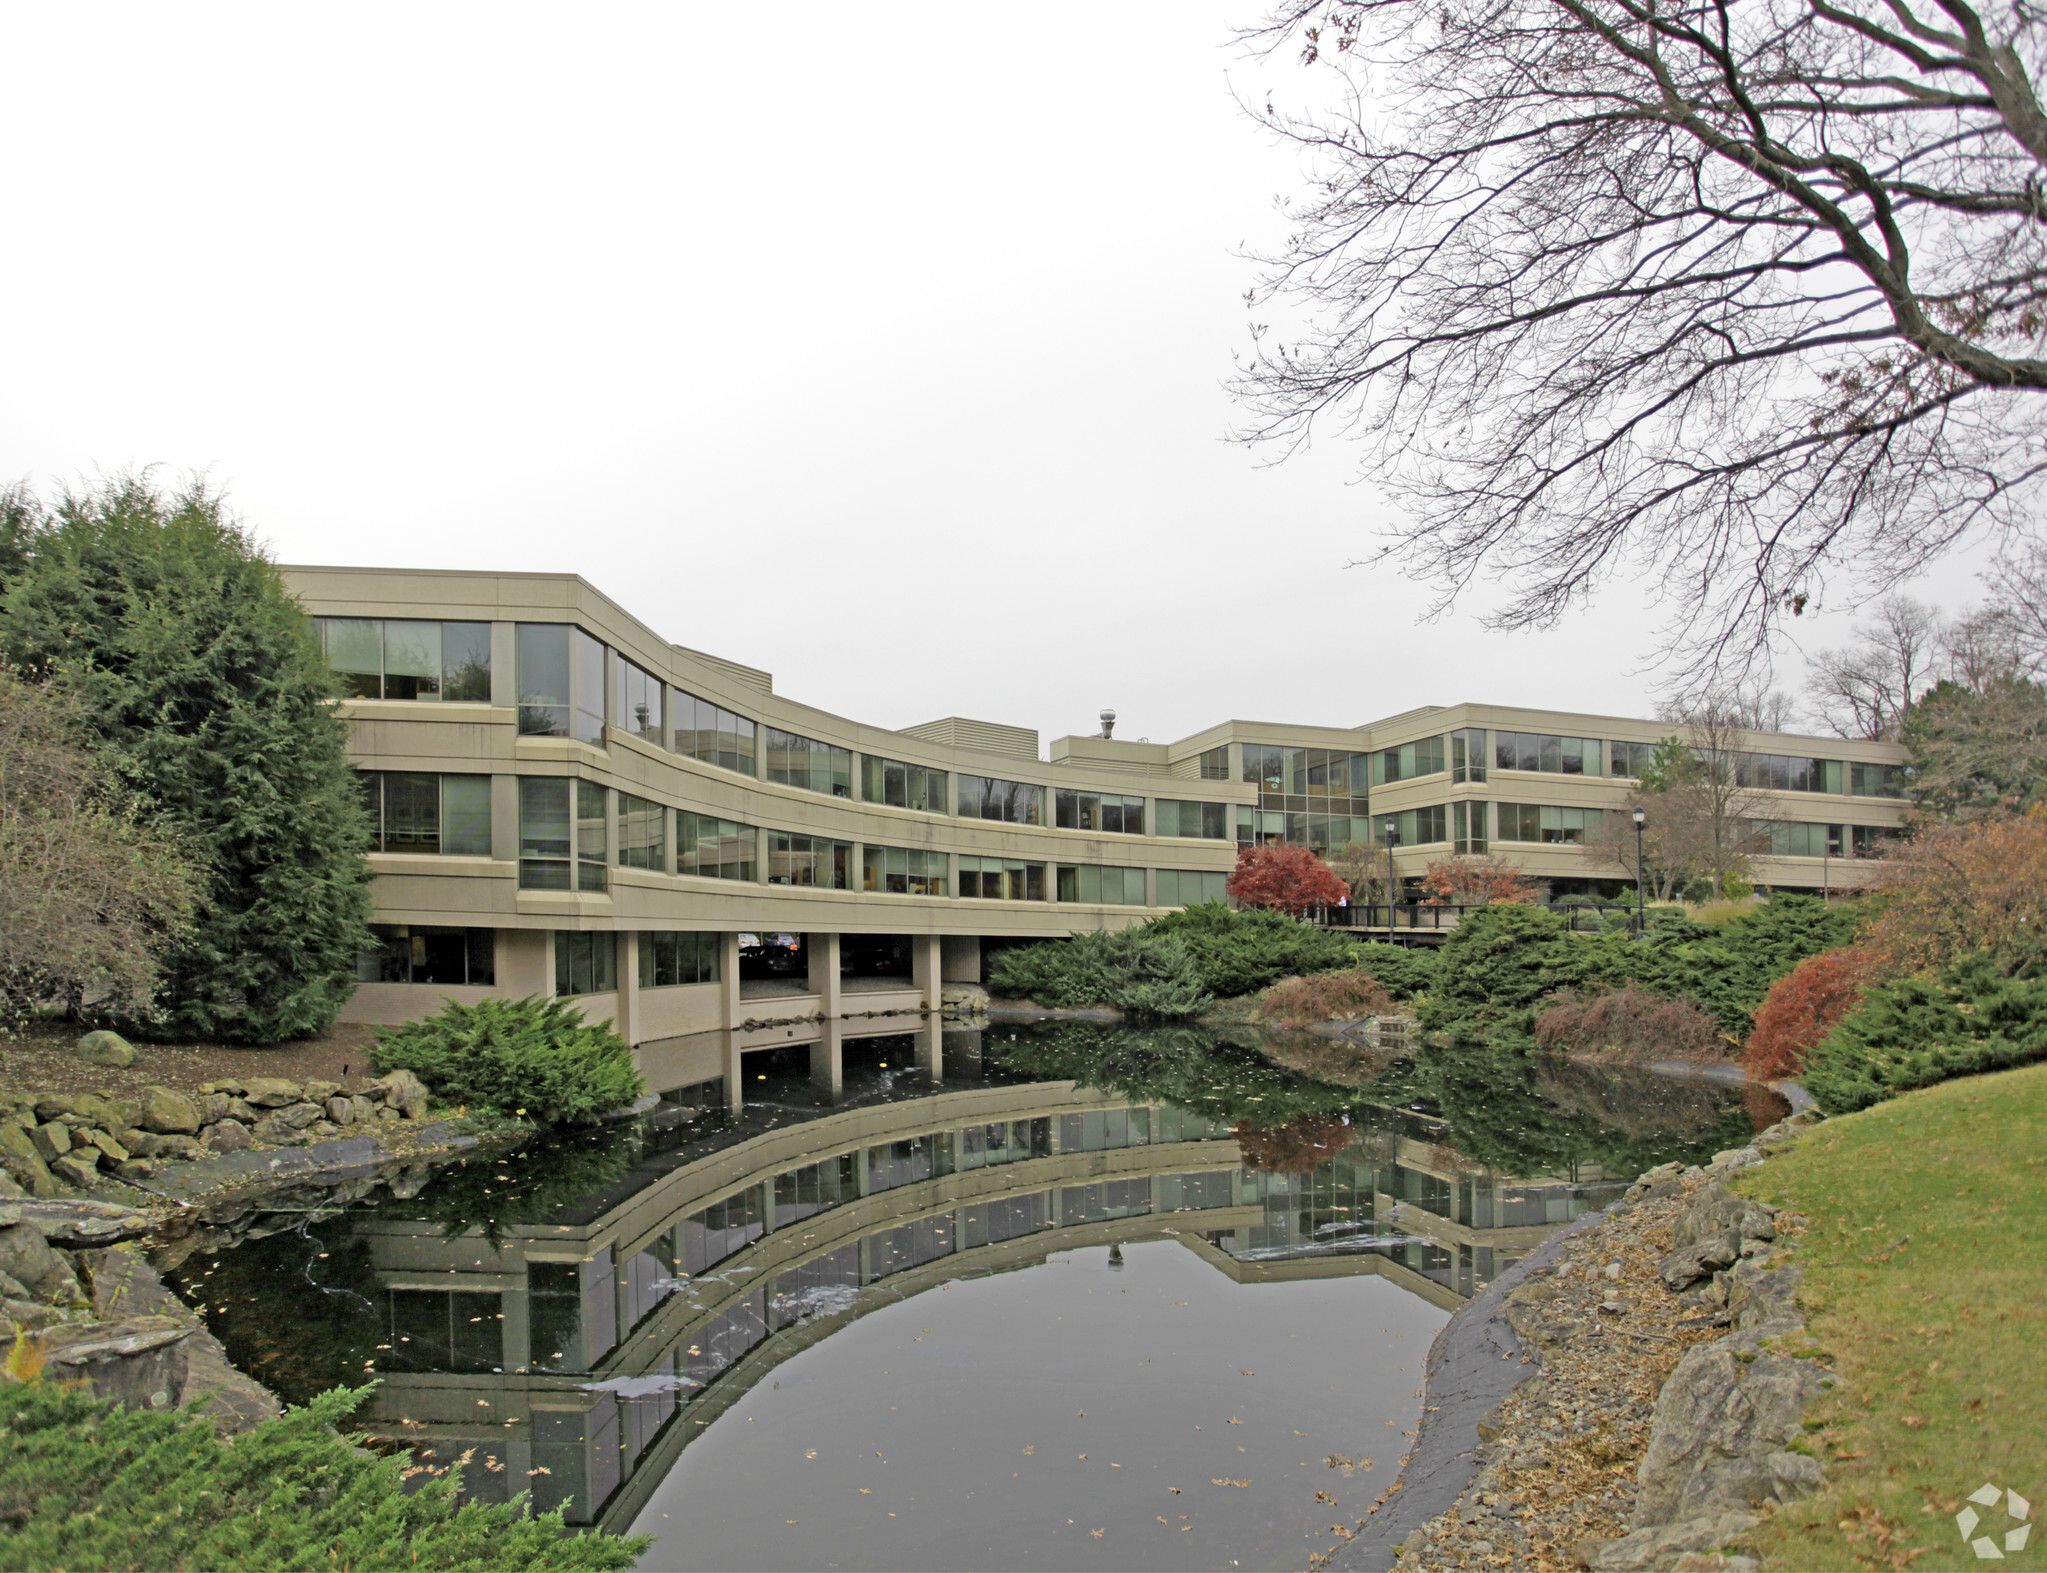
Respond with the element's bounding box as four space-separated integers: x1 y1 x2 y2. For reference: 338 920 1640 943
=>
204 1118 254 1153
50 1153 103 1190
0 1122 59 1199
278 1102 323 1130
239 1078 304 1109
74 1029 137 1067
27 1124 71 1164
368 1069 429 1119
0 1217 83 1303
136 1086 202 1135
5 1199 153 1246
1633 1338 1834 1524
41 1317 191 1412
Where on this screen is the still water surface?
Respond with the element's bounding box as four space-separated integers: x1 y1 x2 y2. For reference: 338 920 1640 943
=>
163 1022 1779 1572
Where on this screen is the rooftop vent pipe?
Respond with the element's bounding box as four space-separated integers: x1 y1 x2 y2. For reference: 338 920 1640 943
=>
1098 708 1116 739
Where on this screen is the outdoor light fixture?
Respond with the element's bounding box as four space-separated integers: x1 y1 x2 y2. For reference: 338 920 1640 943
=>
1631 805 1647 937
1383 816 1399 942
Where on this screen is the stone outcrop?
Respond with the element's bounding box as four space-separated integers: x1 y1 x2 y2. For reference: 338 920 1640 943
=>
1 1075 432 1195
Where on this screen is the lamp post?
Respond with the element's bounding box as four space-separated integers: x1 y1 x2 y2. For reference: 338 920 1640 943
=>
1383 816 1399 940
1631 806 1647 937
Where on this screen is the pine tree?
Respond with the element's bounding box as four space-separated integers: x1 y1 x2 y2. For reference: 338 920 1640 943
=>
0 475 373 1042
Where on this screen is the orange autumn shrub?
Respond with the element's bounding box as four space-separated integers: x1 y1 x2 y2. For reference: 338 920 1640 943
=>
1255 971 1396 1027
1233 1112 1356 1173
1742 945 1880 1081
1532 984 1728 1063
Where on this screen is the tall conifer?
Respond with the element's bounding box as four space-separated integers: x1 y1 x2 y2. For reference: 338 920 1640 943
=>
1 475 372 1042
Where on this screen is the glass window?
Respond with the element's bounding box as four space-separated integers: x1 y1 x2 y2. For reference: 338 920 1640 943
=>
861 845 947 896
1154 799 1230 839
1054 790 1146 833
1055 865 1147 904
678 812 756 882
1241 743 1284 792
1375 805 1449 845
1496 803 1603 843
773 1153 860 1225
442 775 491 855
573 631 605 745
1197 746 1229 781
519 778 569 889
575 780 606 891
616 792 665 871
1450 729 1488 785
1609 739 1659 778
764 727 852 797
1753 821 1846 858
1849 761 1905 799
554 932 616 996
612 655 664 742
1452 799 1488 855
357 924 495 985
516 624 572 738
673 690 755 775
1491 733 1601 776
767 832 852 889
313 618 491 702
1155 869 1229 906
638 931 721 987
516 778 604 889
1372 736 1448 786
861 755 947 813
959 856 1046 901
1850 824 1904 856
957 776 1043 825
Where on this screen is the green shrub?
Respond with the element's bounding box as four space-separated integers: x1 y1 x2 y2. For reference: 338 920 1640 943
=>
1417 905 1621 1045
987 930 1211 1018
1144 904 1374 997
0 1380 645 1570
1802 952 2047 1113
1620 894 1866 1034
371 995 645 1127
1339 942 1440 1000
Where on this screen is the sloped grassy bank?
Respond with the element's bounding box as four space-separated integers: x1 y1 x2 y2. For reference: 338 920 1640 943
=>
1728 1061 2047 1570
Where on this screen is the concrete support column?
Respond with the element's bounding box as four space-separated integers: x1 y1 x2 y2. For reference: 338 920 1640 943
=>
807 932 842 1019
718 931 744 1113
914 1021 942 1084
723 1034 745 1114
491 774 519 868
615 929 639 1048
912 934 943 1017
489 622 517 708
941 934 982 984
809 1018 844 1104
500 1281 530 1373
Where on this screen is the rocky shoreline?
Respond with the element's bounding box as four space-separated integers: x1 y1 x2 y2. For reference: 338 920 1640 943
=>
1325 1113 1835 1573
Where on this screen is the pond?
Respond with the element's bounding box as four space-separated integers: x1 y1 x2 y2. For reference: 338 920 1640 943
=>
158 1022 1782 1572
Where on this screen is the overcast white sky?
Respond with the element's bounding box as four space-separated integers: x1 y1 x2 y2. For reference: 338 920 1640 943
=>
0 3 2000 748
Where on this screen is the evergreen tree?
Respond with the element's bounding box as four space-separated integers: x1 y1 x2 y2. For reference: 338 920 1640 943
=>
0 475 372 1042
1900 675 2047 821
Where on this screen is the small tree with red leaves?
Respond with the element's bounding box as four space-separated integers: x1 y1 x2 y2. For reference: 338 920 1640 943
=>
1419 854 1543 906
1225 843 1350 917
1233 1112 1355 1174
1742 946 1880 1082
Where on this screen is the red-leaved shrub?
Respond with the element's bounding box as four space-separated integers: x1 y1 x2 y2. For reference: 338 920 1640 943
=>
1742 945 1879 1081
1256 971 1396 1026
1233 1112 1355 1173
1532 985 1729 1063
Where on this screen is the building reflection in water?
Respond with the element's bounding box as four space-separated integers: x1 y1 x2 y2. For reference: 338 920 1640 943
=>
346 1026 1629 1534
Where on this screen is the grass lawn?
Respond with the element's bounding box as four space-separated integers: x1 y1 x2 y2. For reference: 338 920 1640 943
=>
1733 1060 2047 1571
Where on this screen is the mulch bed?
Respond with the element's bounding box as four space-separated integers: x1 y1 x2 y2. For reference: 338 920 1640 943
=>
2 1023 382 1104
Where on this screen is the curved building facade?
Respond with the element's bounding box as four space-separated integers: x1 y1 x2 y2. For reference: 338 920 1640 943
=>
286 564 1911 1073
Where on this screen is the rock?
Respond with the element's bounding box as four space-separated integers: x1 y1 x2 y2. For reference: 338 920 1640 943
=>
28 1123 71 1163
1594 1513 1760 1571
385 1164 432 1200
148 1135 201 1161
941 982 991 1020
1571 1534 1617 1568
50 1154 103 1189
240 1078 303 1109
225 1097 261 1123
325 1096 355 1125
250 1114 309 1147
1634 1340 1833 1524
310 1121 342 1138
78 1129 130 1165
1604 1260 1624 1280
376 1107 401 1122
77 1094 139 1134
204 1119 254 1153
121 1130 169 1159
9 1198 154 1246
1 1297 63 1330
41 1316 191 1412
74 1029 137 1067
115 1159 155 1181
33 1096 80 1122
199 1080 244 1097
303 1080 342 1103
0 1122 60 1199
199 1093 231 1125
0 1220 83 1303
136 1086 202 1136
349 1094 376 1124
279 1102 322 1130
368 1069 429 1119
0 1172 24 1201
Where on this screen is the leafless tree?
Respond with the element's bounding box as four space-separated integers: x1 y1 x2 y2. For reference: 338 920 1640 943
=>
1802 594 1947 735
1235 0 2047 683
1980 540 2047 673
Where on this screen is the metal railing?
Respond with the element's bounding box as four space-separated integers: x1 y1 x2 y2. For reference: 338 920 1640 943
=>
1309 902 1637 933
